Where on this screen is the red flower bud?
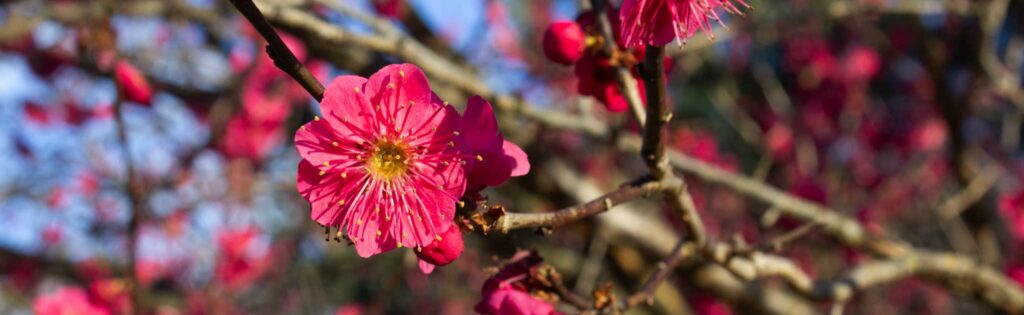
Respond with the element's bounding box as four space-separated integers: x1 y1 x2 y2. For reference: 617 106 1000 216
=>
416 224 464 267
114 60 153 106
542 21 585 65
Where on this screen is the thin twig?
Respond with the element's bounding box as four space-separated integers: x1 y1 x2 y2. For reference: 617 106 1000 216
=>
495 178 661 233
732 222 820 255
228 0 325 101
112 68 143 313
549 268 593 310
939 165 1002 219
574 230 610 295
623 239 696 308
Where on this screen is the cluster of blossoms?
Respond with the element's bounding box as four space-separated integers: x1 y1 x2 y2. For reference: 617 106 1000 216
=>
542 10 646 113
223 30 327 162
540 0 745 112
295 64 529 274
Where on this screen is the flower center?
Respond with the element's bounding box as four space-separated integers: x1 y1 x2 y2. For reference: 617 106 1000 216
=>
367 140 410 180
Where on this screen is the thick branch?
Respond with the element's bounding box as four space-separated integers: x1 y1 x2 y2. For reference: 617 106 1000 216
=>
640 45 670 179
714 243 1024 312
639 45 707 246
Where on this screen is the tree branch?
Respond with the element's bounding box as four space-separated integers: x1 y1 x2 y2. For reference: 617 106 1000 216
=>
229 0 325 101
493 178 662 233
640 45 669 179
639 45 707 246
623 239 697 308
111 66 144 314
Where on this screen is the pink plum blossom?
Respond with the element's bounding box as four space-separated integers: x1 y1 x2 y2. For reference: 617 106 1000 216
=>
295 64 467 258
475 286 559 315
475 251 560 315
461 96 530 193
619 0 748 48
33 286 110 315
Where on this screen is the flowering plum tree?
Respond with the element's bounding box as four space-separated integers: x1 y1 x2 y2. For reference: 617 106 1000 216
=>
2 0 1024 314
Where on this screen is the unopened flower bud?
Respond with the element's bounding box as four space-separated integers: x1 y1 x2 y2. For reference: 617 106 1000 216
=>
542 21 585 65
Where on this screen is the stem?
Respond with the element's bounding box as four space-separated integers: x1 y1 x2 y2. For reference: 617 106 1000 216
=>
112 79 143 313
228 0 325 101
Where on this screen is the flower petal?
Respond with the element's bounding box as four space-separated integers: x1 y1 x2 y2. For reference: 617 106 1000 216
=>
418 259 436 274
502 140 530 177
364 64 436 134
466 151 513 192
294 120 340 170
321 75 374 134
461 96 503 151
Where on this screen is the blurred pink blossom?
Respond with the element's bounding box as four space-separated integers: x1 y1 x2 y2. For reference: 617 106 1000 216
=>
114 60 153 106
33 286 110 315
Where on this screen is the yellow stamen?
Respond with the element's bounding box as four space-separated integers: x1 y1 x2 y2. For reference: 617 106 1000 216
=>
367 140 410 180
